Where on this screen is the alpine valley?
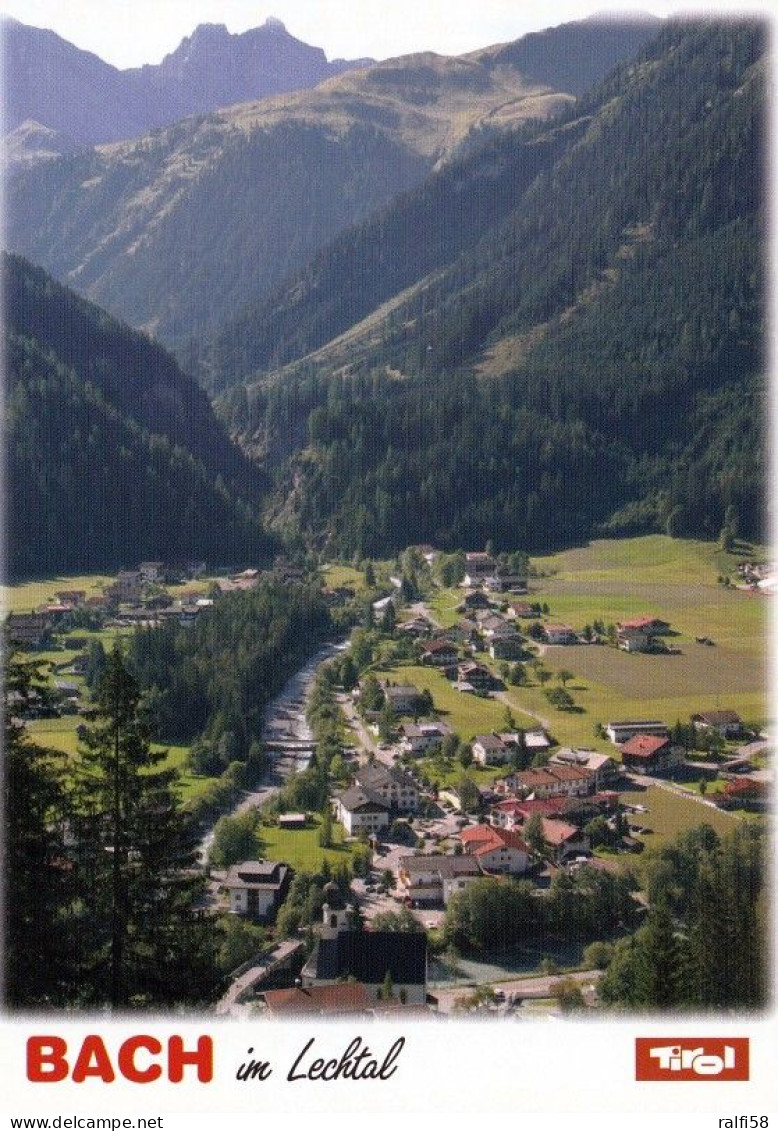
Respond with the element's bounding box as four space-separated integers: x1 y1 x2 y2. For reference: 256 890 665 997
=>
4 14 766 571
1 10 771 1022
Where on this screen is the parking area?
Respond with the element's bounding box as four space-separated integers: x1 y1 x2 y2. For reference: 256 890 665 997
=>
351 804 478 924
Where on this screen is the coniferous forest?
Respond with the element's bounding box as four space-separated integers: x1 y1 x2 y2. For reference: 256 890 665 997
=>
3 19 766 571
214 19 766 558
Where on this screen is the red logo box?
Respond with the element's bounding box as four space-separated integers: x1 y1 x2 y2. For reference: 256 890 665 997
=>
636 1038 749 1081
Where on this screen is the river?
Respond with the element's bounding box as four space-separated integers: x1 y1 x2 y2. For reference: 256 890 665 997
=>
197 640 346 864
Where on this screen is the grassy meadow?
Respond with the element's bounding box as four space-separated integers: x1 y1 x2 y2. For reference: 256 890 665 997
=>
2 574 115 613
404 536 770 752
25 714 216 802
257 815 357 872
618 785 739 848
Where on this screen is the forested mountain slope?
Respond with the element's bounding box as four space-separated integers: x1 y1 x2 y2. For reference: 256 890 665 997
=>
3 255 273 578
5 18 659 350
217 20 766 558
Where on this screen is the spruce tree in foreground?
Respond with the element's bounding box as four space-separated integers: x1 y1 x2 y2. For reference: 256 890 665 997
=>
3 656 71 1007
70 644 217 1009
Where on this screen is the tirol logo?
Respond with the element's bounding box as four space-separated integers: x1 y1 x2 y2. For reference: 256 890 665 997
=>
635 1038 749 1081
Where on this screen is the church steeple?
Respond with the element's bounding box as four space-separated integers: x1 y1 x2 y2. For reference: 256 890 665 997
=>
321 880 352 935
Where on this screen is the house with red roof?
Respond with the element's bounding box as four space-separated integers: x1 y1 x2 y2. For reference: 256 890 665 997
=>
617 616 671 652
495 764 595 799
714 777 768 811
618 616 671 634
489 797 567 830
619 733 683 775
540 818 591 864
460 824 530 874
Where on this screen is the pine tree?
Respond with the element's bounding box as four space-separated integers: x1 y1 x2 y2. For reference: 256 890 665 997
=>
4 657 71 1007
634 901 681 1009
69 644 216 1009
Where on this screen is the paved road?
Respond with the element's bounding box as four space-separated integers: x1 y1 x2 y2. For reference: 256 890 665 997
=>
432 969 603 1014
338 693 385 763
215 938 305 1017
626 771 737 815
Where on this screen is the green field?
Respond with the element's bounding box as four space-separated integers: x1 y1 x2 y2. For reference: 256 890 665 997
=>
531 535 765 585
422 536 769 751
619 784 741 848
257 815 357 872
320 564 367 592
25 715 216 802
2 574 115 613
426 589 461 628
376 662 536 739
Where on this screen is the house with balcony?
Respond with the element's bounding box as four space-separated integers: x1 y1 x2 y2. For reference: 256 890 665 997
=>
398 854 484 906
460 824 531 874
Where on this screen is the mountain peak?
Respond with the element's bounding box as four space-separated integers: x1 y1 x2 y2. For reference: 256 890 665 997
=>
264 17 288 33
187 23 230 43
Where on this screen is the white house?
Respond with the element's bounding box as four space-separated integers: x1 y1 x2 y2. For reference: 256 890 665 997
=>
223 860 290 921
691 709 743 738
550 748 619 789
606 720 669 745
353 764 420 812
399 721 451 755
544 624 578 645
332 787 390 835
473 734 510 766
398 854 484 906
460 824 531 874
379 682 422 715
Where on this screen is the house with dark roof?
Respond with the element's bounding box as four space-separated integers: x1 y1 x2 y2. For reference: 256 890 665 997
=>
301 930 428 1005
459 590 493 612
353 763 420 812
462 552 496 586
5 613 53 649
421 640 459 666
691 709 743 738
455 661 494 692
223 860 290 922
332 786 390 836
